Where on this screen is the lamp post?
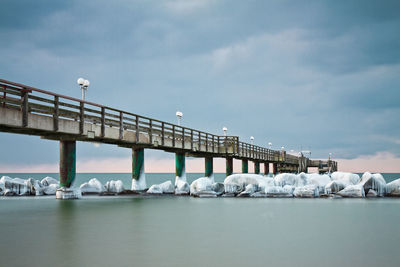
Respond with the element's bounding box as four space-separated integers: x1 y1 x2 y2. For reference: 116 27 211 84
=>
222 127 228 137
77 78 90 101
268 142 272 150
250 136 254 145
176 111 183 126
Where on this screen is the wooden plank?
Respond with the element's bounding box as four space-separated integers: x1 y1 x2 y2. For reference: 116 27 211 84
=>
182 128 184 149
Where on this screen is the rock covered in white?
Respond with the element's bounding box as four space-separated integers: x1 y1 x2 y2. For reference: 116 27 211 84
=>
307 173 331 194
43 184 59 195
264 186 293 197
325 180 346 194
386 178 400 197
274 173 308 187
224 174 269 194
147 184 163 194
337 185 365 198
238 184 258 197
0 176 30 195
331 172 360 186
80 178 105 194
56 187 82 199
293 184 319 198
105 180 125 194
190 177 213 194
147 181 175 194
41 176 59 187
211 183 225 195
358 172 386 197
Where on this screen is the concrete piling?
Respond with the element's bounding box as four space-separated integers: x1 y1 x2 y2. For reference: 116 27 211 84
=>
205 157 213 177
59 140 76 188
226 157 233 177
242 159 248 174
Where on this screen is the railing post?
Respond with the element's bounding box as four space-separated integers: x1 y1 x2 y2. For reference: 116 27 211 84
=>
2 85 6 108
161 122 165 146
205 133 208 152
190 130 193 150
148 119 152 144
182 128 184 149
172 125 175 147
212 135 215 153
79 102 84 134
217 136 220 153
53 96 59 131
101 107 105 138
21 90 28 127
135 116 139 143
119 112 124 140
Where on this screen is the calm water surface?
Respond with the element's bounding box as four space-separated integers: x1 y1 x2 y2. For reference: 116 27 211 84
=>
1 173 400 267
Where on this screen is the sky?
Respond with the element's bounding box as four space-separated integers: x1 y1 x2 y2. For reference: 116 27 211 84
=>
0 0 399 173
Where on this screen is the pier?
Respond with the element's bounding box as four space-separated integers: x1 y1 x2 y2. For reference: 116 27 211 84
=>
0 78 337 196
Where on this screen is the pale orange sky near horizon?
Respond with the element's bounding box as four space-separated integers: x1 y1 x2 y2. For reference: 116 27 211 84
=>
1 151 399 173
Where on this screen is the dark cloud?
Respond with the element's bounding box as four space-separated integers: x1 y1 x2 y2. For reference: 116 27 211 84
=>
0 0 399 166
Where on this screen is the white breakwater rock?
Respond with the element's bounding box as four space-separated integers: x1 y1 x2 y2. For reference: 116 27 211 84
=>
190 176 224 197
331 172 360 186
386 178 400 197
274 173 308 187
175 173 190 195
337 185 365 198
238 184 259 197
41 177 59 187
307 173 331 194
80 178 105 194
293 184 319 198
325 181 346 194
0 176 33 196
358 172 386 197
264 186 293 198
105 180 125 194
224 174 269 194
147 181 175 194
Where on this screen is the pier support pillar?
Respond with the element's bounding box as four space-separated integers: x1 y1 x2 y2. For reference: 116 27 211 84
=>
205 157 213 178
59 140 76 187
272 163 278 175
132 148 147 191
226 157 233 177
175 152 186 179
242 159 248 174
254 161 260 174
264 162 269 175
57 140 81 199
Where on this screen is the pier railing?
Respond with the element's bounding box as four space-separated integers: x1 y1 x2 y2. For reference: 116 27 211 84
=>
0 78 298 164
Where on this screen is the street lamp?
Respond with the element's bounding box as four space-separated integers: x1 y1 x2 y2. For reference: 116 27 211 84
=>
281 146 285 151
77 77 90 100
222 127 228 136
268 142 272 150
176 111 183 126
329 153 332 161
250 136 254 145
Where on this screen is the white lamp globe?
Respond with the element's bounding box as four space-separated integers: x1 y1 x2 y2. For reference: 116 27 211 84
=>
176 111 183 118
83 79 90 87
77 78 85 85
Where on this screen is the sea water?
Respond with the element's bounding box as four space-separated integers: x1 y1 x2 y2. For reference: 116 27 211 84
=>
1 173 400 267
